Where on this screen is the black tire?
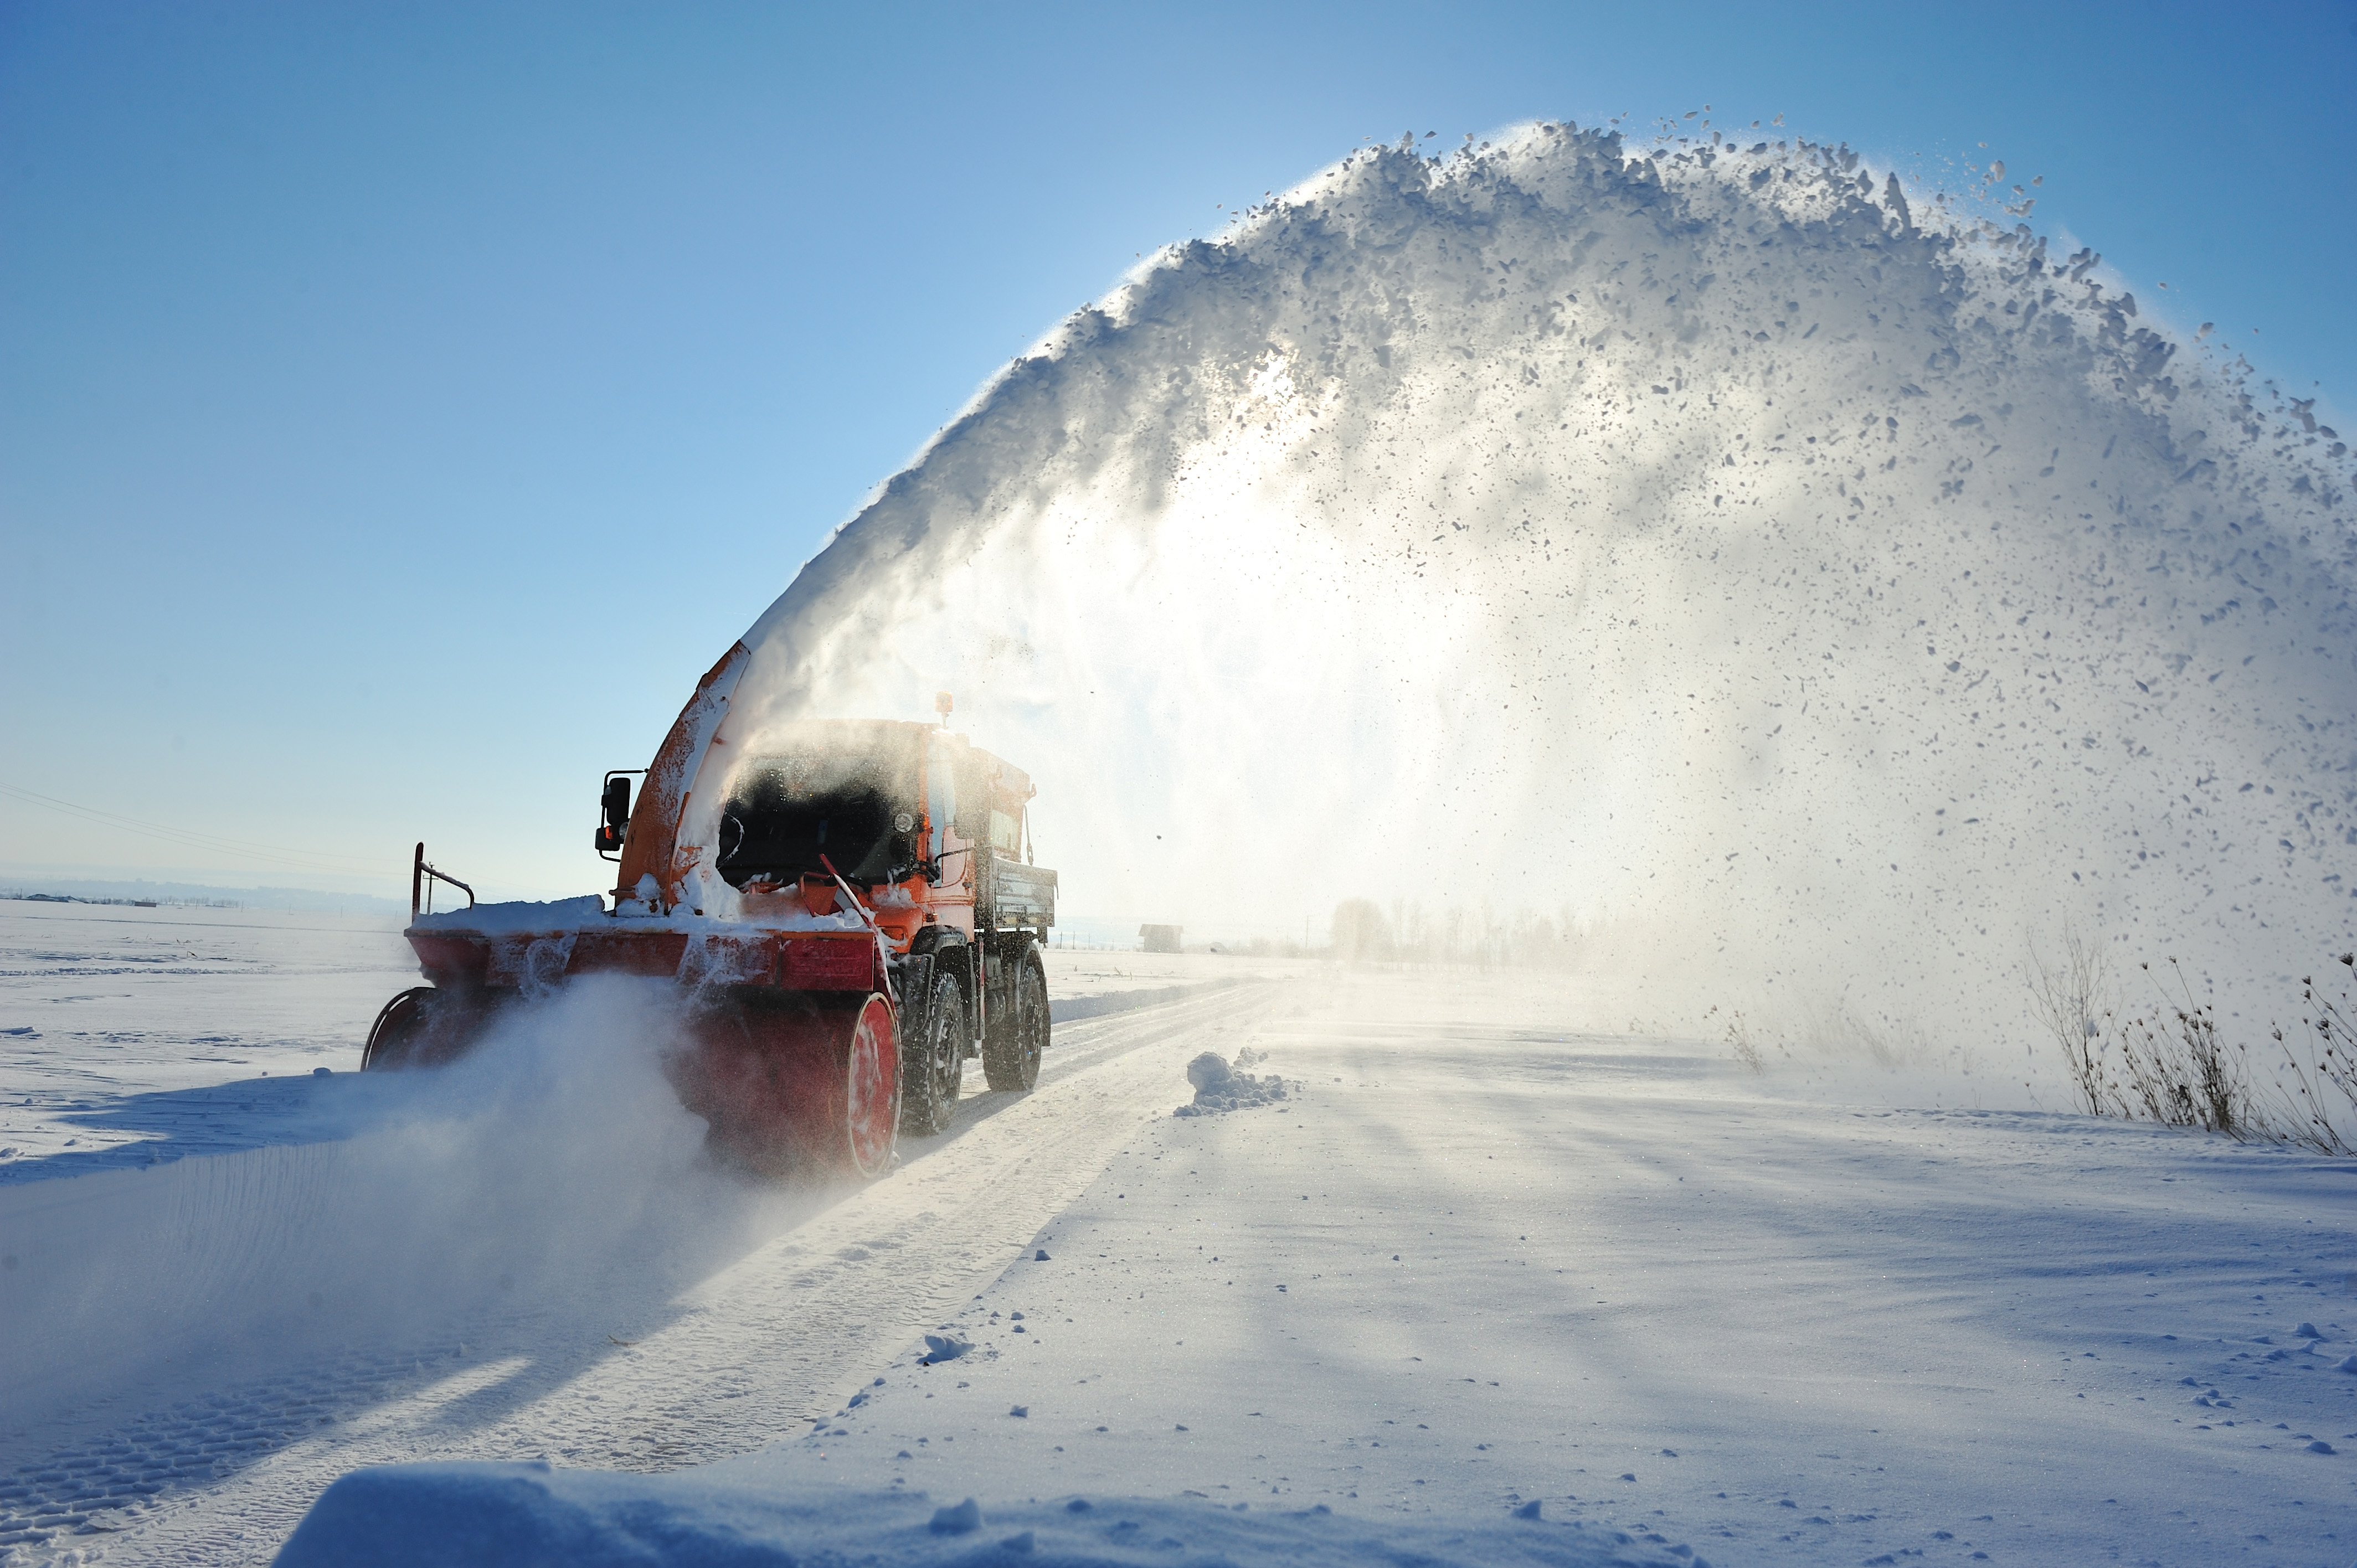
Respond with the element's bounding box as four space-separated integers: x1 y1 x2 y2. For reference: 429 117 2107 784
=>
363 988 431 1070
982 945 1047 1092
899 971 966 1136
362 986 496 1071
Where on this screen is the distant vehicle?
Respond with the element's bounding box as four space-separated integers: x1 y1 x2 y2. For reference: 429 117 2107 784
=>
362 657 1055 1179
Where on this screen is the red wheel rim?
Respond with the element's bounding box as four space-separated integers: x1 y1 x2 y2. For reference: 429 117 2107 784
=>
843 992 899 1177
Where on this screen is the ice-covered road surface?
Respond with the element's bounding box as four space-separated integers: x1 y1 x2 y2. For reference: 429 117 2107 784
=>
6 947 2354 1566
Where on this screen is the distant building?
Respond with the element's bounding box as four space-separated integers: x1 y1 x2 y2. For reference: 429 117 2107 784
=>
1139 924 1183 954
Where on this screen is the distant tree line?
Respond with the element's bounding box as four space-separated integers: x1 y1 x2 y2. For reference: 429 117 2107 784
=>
1328 897 1578 970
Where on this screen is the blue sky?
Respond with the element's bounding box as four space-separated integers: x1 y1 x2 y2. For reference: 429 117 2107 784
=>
3 0 2352 902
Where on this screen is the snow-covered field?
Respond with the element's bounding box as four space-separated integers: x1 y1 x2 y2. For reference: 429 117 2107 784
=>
0 902 416 1174
4 905 2352 1565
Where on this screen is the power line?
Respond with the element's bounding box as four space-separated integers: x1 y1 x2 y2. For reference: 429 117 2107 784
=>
0 780 396 879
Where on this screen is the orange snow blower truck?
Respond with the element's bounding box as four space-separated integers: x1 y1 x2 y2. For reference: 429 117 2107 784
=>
361 646 1056 1178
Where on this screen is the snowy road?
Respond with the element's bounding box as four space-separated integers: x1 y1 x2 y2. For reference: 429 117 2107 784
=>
7 957 2356 1566
0 973 1281 1564
725 978 2357 1565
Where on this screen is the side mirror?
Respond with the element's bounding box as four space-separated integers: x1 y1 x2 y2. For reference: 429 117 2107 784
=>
596 776 632 853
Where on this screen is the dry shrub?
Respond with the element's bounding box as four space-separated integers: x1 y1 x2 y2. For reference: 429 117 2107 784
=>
1707 1005 1764 1074
2103 961 2251 1137
2029 943 2357 1154
2029 926 2111 1115
2261 953 2357 1156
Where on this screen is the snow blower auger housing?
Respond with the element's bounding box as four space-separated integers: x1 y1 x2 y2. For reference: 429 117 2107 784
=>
362 648 1056 1179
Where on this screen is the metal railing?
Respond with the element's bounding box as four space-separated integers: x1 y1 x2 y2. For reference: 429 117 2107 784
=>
410 841 475 919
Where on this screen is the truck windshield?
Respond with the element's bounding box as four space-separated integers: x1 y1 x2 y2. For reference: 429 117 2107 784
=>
716 752 909 889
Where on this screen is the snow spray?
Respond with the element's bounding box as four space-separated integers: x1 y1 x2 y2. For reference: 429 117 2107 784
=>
704 123 2350 1053
0 978 807 1430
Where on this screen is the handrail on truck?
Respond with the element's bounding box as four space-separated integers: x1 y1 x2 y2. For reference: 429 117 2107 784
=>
410 841 476 919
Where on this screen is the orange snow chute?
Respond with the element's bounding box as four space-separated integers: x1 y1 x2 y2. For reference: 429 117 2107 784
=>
614 641 753 914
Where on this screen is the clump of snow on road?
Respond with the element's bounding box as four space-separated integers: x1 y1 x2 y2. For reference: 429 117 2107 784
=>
1176 1049 1286 1116
918 1333 972 1365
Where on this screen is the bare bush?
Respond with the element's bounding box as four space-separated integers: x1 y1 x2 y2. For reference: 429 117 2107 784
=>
2029 925 2111 1115
1707 1005 1764 1074
2103 961 2252 1137
2045 952 2357 1153
2261 953 2357 1156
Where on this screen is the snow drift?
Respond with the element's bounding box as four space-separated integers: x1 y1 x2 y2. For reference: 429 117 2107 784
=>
703 123 2354 1048
275 1461 1670 1567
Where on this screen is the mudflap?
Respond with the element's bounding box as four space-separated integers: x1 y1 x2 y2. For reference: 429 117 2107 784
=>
672 989 899 1180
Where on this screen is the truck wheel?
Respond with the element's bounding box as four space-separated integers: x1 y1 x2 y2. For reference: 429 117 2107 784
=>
363 987 497 1070
899 972 965 1136
982 946 1047 1092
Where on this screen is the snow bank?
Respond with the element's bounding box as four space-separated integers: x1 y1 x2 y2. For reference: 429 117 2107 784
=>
673 123 2351 1070
274 1461 1669 1567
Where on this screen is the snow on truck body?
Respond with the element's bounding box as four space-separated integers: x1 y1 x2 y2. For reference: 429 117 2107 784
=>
369 651 1056 1177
